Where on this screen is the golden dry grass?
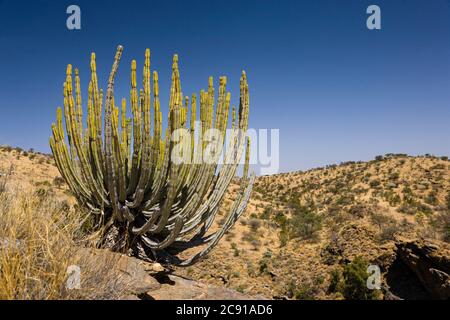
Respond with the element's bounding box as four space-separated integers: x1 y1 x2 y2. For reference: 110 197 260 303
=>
0 184 130 299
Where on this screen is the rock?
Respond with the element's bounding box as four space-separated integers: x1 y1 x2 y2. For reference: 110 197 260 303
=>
116 254 161 294
383 287 403 300
119 294 141 300
145 262 165 274
417 184 428 190
396 239 450 299
147 275 263 300
78 248 161 296
320 222 381 264
386 182 397 189
76 248 263 300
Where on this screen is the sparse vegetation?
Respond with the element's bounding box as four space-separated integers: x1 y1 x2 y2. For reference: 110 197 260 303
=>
53 176 66 188
0 188 132 299
327 257 379 300
289 206 322 241
1 146 448 300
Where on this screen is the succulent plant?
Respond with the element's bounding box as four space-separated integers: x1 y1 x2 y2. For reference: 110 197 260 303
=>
50 45 253 266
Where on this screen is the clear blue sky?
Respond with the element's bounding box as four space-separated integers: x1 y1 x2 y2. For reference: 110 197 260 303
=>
0 0 449 172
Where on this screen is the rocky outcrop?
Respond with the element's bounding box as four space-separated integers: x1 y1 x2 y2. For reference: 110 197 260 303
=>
395 239 450 300
321 222 393 265
81 248 259 300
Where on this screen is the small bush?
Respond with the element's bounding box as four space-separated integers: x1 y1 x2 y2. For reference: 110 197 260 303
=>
348 204 367 218
429 211 450 243
370 212 395 230
328 268 343 294
289 276 324 300
378 224 400 242
290 208 322 241
260 206 272 220
342 257 379 300
0 165 13 194
230 242 240 257
53 176 66 188
258 250 274 274
250 239 261 251
369 179 381 188
446 191 450 210
248 218 262 231
425 191 438 206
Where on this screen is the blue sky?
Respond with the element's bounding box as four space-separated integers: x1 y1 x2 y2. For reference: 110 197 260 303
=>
0 0 449 172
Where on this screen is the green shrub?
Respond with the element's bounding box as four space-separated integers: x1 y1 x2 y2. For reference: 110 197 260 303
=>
425 191 438 206
328 268 343 294
342 257 379 300
53 176 65 188
378 224 400 242
289 207 322 241
288 276 323 300
446 191 450 210
429 211 450 243
348 204 367 218
369 179 381 188
274 211 287 226
279 226 289 247
231 242 240 257
260 206 272 220
370 212 395 230
258 259 269 275
417 203 432 215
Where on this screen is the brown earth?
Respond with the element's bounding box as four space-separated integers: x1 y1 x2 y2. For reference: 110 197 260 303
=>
1 146 449 299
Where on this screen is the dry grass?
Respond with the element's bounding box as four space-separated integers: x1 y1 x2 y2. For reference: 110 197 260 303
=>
0 184 131 299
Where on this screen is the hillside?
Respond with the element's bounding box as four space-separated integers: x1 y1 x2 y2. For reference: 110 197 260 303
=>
175 153 450 299
1 146 449 299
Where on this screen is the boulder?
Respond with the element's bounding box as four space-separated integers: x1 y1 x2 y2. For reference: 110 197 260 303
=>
78 248 161 296
396 239 450 299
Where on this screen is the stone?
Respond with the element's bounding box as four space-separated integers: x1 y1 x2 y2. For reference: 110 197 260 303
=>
116 254 161 294
396 239 450 299
78 248 161 295
147 274 263 300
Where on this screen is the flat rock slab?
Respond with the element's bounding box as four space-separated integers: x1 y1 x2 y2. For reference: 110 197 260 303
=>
148 275 261 300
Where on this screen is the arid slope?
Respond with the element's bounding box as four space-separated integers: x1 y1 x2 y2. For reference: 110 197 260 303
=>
1 146 449 299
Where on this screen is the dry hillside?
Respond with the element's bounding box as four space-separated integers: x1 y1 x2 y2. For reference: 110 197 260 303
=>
1 146 449 299
176 153 450 299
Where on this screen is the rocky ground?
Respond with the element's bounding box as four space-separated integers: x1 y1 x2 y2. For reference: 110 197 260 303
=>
1 146 449 299
175 153 450 299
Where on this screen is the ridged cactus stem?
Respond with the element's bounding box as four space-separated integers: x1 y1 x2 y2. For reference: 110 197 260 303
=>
50 45 253 266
